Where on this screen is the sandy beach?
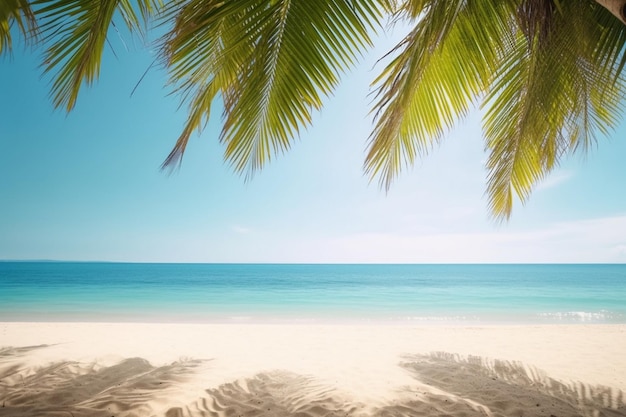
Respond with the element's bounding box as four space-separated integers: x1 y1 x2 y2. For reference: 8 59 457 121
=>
1 322 625 416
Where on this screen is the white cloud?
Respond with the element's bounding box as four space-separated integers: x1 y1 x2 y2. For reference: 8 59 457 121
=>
309 214 626 263
232 225 251 234
535 170 574 191
94 216 626 264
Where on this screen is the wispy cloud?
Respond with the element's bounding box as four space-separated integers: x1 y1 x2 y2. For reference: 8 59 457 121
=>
535 171 574 191
315 214 626 263
232 225 251 234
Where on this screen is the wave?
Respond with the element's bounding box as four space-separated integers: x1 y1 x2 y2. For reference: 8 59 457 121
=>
536 310 623 322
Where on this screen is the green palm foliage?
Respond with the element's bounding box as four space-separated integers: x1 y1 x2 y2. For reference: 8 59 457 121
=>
2 0 625 219
160 0 383 176
367 0 626 219
33 0 161 111
0 0 37 53
482 2 626 217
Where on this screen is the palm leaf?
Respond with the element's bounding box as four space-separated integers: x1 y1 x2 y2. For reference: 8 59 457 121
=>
366 0 515 190
483 1 626 220
369 0 625 219
34 0 161 111
159 0 259 169
4 0 624 222
0 0 38 54
160 0 385 177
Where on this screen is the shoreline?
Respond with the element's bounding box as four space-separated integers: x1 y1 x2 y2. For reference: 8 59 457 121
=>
2 322 626 416
1 312 623 325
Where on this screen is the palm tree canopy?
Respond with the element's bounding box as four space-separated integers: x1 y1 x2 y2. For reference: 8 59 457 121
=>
2 0 625 220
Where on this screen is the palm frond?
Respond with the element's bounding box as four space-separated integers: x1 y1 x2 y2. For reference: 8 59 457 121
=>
34 0 161 111
160 0 384 177
159 0 257 169
0 0 38 54
366 0 514 190
483 1 626 220
483 30 549 220
4 0 624 222
589 2 626 88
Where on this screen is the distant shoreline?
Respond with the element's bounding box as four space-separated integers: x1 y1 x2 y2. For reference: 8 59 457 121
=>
2 259 626 265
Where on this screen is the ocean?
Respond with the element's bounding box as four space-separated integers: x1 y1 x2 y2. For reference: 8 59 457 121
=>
1 262 625 324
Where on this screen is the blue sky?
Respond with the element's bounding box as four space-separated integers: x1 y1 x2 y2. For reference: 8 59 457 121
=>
1 25 626 263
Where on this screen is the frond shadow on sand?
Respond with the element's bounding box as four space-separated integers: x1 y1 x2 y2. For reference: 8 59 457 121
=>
166 353 626 417
168 352 626 417
0 348 202 417
1 345 624 417
389 352 626 417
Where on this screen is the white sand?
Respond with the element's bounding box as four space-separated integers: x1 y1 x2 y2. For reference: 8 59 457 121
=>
1 322 625 416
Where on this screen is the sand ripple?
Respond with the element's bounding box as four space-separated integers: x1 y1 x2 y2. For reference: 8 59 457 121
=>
166 371 361 417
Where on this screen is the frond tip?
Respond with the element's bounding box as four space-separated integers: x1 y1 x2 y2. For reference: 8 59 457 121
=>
35 0 161 111
366 1 514 191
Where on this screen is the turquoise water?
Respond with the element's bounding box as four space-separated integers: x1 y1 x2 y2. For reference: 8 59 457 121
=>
0 262 625 324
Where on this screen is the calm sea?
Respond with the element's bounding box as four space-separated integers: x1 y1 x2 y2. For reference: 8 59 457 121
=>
0 262 625 324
